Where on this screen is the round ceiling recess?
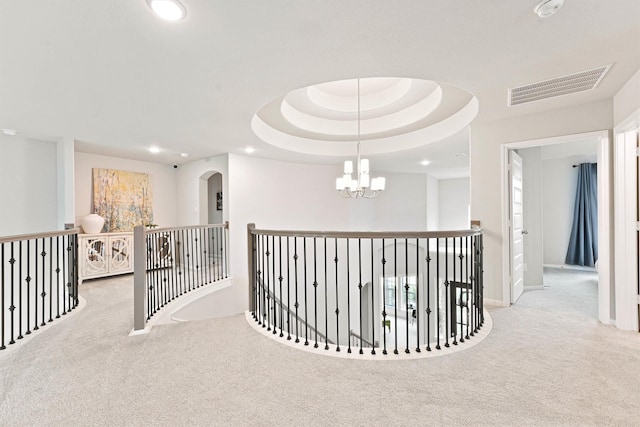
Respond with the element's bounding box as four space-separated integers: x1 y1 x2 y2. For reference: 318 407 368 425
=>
534 0 565 18
251 77 478 157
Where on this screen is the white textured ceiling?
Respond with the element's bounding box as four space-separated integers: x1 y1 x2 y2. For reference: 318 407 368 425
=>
0 1 638 176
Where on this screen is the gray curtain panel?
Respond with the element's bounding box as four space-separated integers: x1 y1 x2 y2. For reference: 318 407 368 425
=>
565 163 598 267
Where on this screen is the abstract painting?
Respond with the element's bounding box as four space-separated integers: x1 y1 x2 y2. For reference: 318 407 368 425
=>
92 168 153 232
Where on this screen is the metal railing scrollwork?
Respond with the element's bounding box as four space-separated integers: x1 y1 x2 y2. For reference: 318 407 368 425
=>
248 224 484 356
133 223 229 331
1 229 79 351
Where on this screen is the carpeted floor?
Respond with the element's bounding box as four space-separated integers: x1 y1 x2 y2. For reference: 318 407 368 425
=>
0 268 638 426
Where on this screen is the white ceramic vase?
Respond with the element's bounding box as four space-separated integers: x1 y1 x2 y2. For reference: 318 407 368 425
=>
81 214 105 234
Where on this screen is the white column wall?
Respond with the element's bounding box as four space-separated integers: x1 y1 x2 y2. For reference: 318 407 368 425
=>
438 178 470 231
0 134 58 236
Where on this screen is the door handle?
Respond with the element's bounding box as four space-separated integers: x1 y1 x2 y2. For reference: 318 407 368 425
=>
522 230 529 235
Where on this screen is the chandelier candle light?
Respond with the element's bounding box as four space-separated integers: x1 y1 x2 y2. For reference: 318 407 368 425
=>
336 79 386 198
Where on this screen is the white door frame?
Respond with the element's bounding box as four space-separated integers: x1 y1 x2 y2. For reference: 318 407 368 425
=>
613 107 640 331
500 130 611 324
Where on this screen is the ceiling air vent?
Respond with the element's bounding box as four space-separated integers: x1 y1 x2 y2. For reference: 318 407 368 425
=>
509 65 611 106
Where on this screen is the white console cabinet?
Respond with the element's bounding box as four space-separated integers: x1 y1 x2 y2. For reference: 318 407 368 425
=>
79 232 133 282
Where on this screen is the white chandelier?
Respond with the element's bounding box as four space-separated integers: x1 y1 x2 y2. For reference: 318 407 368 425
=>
336 79 386 199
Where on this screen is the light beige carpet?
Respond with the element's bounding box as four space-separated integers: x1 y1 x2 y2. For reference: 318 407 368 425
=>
0 268 638 426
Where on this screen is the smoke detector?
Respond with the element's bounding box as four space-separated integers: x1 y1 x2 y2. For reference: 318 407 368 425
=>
534 0 565 18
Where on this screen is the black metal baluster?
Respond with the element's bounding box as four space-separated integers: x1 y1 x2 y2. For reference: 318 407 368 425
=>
381 238 387 355
471 235 476 336
393 239 398 355
404 239 409 354
271 236 277 335
172 230 178 301
294 237 299 343
260 234 266 327
313 238 319 348
435 238 440 350
40 237 46 327
370 238 375 355
358 238 363 354
9 242 16 344
465 235 470 340
33 238 40 331
145 234 152 320
452 238 458 346
55 237 60 319
48 238 53 323
323 238 329 350
334 238 340 352
25 240 31 335
19 241 24 338
286 236 291 340
415 238 421 352
479 234 485 327
66 235 76 312
303 238 309 345
426 238 431 351
278 236 284 338
1 243 5 350
444 237 450 348
266 235 271 331
346 238 351 354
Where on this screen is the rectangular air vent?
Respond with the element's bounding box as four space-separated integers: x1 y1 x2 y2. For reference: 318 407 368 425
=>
509 65 611 106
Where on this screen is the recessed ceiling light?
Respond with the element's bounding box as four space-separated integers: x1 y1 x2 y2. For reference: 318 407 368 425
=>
420 160 431 166
534 0 564 18
149 146 161 154
1 128 17 136
147 0 186 21
244 147 255 154
180 152 189 157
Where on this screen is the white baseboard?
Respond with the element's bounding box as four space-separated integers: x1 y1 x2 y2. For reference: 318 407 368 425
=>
543 264 597 272
524 285 545 291
484 298 509 307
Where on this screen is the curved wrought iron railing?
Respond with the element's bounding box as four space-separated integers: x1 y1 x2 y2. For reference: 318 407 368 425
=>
248 224 484 355
1 229 79 351
133 223 229 331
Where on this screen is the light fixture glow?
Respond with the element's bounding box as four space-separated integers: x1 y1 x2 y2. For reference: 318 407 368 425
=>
147 0 186 21
1 128 17 136
533 0 564 18
336 79 386 199
420 160 431 166
149 146 161 154
244 147 255 154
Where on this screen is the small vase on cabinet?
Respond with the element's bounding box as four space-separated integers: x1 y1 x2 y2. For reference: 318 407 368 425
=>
81 214 105 234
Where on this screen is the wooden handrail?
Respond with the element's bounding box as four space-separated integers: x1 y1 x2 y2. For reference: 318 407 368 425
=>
249 227 482 240
0 228 80 244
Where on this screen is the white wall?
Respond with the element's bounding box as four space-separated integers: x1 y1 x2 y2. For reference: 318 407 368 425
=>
176 154 229 227
0 134 58 235
348 173 428 231
613 67 640 125
470 99 613 303
438 178 469 230
426 175 439 230
541 153 597 266
74 152 178 229
517 147 544 287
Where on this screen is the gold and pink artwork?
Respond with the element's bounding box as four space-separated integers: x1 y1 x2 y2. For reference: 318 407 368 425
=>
92 168 153 232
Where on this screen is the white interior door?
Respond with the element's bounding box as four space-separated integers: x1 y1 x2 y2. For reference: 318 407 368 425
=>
510 150 525 303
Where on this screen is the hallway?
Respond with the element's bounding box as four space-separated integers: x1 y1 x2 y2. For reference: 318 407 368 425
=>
0 272 638 426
